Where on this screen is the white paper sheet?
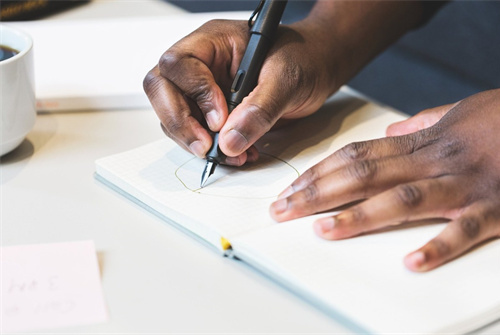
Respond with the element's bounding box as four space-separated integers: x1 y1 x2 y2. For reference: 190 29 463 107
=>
1 240 108 333
94 89 500 333
7 12 251 112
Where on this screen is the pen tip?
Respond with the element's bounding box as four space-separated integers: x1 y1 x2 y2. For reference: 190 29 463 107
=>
200 160 217 188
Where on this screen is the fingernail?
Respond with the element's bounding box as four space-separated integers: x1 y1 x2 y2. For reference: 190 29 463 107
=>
206 110 220 130
271 198 288 214
316 216 337 234
278 186 295 199
225 129 248 154
405 251 426 271
189 140 205 158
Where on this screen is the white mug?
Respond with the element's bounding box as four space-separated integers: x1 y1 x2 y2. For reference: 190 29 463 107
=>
1 24 35 156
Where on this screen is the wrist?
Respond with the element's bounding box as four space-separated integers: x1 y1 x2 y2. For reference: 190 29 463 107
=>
292 0 431 89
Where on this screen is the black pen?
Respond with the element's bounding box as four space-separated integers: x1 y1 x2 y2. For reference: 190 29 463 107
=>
200 0 288 187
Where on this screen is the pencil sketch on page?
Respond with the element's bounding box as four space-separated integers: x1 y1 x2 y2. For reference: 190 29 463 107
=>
174 152 299 199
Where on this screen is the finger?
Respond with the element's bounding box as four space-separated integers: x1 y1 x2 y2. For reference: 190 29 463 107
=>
218 48 329 157
277 134 425 199
404 201 500 272
312 175 467 240
386 102 457 137
150 66 259 166
161 119 257 166
270 152 437 222
244 145 260 163
158 36 232 132
218 82 287 157
223 145 260 166
144 67 212 158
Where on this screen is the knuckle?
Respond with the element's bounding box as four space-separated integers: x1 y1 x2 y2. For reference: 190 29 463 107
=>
298 168 319 187
160 52 215 106
190 82 214 105
163 117 184 137
246 102 278 130
143 70 161 95
347 160 378 184
160 122 174 139
401 132 425 154
340 142 370 161
200 19 225 31
484 205 500 222
302 183 320 204
428 238 450 258
394 184 423 209
480 204 500 237
412 127 464 162
435 138 464 160
198 20 248 45
200 19 219 28
349 207 366 224
458 217 481 239
159 50 180 73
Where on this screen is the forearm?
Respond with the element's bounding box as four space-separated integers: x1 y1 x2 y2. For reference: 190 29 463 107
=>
293 0 444 91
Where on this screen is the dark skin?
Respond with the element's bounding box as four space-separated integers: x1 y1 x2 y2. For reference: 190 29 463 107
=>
144 0 500 271
270 89 500 272
144 1 424 164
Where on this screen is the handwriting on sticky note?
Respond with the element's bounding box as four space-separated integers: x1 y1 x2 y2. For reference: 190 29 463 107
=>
1 241 108 333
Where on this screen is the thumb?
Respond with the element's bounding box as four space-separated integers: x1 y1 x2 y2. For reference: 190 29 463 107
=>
218 84 285 157
387 102 457 137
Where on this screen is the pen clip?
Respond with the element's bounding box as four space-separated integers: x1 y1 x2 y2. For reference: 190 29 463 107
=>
248 0 265 28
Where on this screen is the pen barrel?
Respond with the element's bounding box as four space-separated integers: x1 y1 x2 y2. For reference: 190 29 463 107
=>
227 34 270 106
251 0 287 37
207 0 287 163
206 132 222 163
227 0 288 107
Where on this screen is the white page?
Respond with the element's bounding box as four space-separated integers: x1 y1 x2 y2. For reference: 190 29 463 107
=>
1 241 108 333
95 88 500 332
95 89 403 251
7 12 251 112
231 216 500 334
95 139 294 251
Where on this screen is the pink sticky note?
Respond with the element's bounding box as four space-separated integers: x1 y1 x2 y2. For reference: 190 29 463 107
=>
1 241 108 333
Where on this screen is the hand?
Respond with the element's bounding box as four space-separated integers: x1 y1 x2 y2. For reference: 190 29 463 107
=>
270 89 500 272
143 0 431 165
143 19 336 166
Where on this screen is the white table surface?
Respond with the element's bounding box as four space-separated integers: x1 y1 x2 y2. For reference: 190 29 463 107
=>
2 1 500 334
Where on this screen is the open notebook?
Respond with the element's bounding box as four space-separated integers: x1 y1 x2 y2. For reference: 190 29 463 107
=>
95 89 500 334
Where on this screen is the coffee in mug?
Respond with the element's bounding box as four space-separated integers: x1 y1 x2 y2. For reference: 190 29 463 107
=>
0 25 35 156
0 44 19 62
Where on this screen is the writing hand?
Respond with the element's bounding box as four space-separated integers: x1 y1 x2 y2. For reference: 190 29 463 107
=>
270 89 500 272
144 19 335 166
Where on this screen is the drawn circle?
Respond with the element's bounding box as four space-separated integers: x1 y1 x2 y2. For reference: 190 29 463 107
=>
175 153 299 199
